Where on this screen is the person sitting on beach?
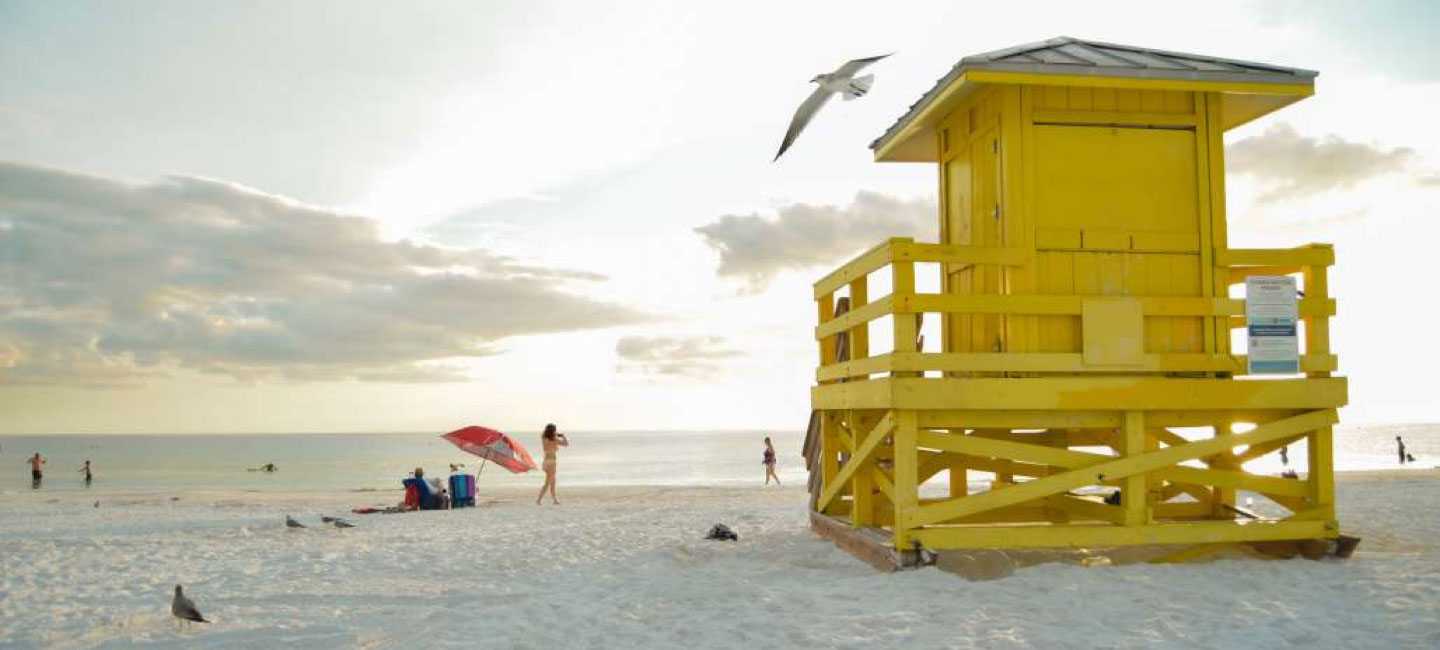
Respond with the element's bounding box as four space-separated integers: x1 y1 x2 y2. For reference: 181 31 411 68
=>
78 460 92 486
535 424 568 506
763 437 781 486
28 453 45 488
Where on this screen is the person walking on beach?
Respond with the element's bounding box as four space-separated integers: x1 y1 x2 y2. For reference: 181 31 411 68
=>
27 453 45 488
535 424 568 505
1397 436 1408 465
79 460 92 487
763 437 781 486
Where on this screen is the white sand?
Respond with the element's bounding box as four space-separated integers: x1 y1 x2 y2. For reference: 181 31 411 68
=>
2 474 1438 649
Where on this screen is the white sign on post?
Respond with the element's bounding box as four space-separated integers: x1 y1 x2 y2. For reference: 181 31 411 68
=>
1245 276 1299 374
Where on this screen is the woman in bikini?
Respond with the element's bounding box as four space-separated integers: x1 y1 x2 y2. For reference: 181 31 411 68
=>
536 424 568 505
763 436 780 486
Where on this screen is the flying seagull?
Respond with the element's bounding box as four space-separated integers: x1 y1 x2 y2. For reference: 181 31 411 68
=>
773 53 892 161
171 585 208 624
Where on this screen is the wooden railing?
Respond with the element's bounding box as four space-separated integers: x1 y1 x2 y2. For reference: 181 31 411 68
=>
814 238 1337 382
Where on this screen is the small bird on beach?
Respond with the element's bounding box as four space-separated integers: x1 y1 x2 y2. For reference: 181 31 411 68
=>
320 515 337 523
773 52 893 161
171 585 208 624
331 519 356 529
284 515 306 529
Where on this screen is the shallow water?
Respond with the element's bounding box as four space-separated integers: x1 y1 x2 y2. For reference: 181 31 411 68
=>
0 430 808 494
1 423 1436 495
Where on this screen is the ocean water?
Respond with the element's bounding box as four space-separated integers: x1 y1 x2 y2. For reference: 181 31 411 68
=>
0 429 807 494
1 423 1436 495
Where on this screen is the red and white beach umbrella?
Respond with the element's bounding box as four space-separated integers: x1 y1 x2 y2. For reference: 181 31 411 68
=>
440 426 538 474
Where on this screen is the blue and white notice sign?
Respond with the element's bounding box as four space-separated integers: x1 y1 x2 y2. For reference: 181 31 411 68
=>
1245 276 1300 374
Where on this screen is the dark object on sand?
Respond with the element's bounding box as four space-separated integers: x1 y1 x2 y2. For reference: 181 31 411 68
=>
1407 453 1417 463
705 523 739 541
321 515 337 523
171 585 208 623
285 515 306 529
1334 534 1362 558
331 519 356 529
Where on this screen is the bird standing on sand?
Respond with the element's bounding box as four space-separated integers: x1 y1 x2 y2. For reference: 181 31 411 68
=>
171 585 208 624
773 53 892 161
285 515 306 529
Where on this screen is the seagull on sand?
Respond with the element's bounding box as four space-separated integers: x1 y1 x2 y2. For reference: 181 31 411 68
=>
773 53 892 161
331 519 356 529
171 585 208 624
285 515 306 529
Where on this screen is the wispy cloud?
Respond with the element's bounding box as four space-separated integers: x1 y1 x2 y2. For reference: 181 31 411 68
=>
694 191 935 291
1227 123 1417 203
614 335 741 378
0 162 645 385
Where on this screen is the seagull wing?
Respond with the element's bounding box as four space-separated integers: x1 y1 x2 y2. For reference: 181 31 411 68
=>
172 591 208 623
774 86 833 161
832 52 893 78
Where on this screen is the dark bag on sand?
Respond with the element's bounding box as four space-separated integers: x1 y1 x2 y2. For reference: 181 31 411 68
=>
705 523 739 541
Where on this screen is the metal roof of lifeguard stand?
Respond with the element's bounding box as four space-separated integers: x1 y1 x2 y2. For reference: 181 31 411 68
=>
873 36 1317 161
803 37 1350 570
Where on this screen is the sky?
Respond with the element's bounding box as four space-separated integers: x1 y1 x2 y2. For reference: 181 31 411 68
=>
1 0 1438 433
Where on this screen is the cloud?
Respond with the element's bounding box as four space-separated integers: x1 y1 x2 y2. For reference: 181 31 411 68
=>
1227 123 1417 203
614 335 741 378
0 161 645 385
694 191 936 291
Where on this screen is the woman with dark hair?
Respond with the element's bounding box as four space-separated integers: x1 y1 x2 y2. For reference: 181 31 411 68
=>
763 437 780 486
536 424 568 505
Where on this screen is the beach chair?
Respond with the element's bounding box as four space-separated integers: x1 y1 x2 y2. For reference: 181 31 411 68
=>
402 477 443 511
449 474 476 508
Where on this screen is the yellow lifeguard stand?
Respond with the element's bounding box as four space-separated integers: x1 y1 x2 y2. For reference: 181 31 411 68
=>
805 37 1348 566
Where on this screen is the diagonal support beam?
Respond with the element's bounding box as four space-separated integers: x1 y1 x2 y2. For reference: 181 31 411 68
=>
816 412 895 514
904 410 1337 528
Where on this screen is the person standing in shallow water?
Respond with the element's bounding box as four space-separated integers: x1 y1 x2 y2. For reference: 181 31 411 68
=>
536 424 568 505
1397 436 1408 465
79 460 92 487
763 437 781 486
27 453 45 488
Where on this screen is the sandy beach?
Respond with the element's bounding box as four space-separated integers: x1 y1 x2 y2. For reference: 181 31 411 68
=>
1 472 1437 649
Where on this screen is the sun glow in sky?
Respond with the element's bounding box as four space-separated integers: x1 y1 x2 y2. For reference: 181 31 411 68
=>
2 0 1438 433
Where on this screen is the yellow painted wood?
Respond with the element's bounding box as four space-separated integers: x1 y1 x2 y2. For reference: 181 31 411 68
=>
1309 425 1336 521
813 377 1348 411
892 410 920 548
815 411 894 515
815 351 1338 381
809 42 1344 556
910 519 1331 550
903 410 1335 528
1121 411 1149 525
1083 299 1144 365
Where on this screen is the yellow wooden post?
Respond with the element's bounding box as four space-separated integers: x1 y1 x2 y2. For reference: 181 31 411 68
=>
822 412 840 511
892 410 919 549
851 410 876 527
1308 421 1336 521
848 280 869 363
893 260 918 378
949 428 968 499
1211 422 1236 517
1303 250 1332 379
1121 411 1148 526
817 294 837 374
